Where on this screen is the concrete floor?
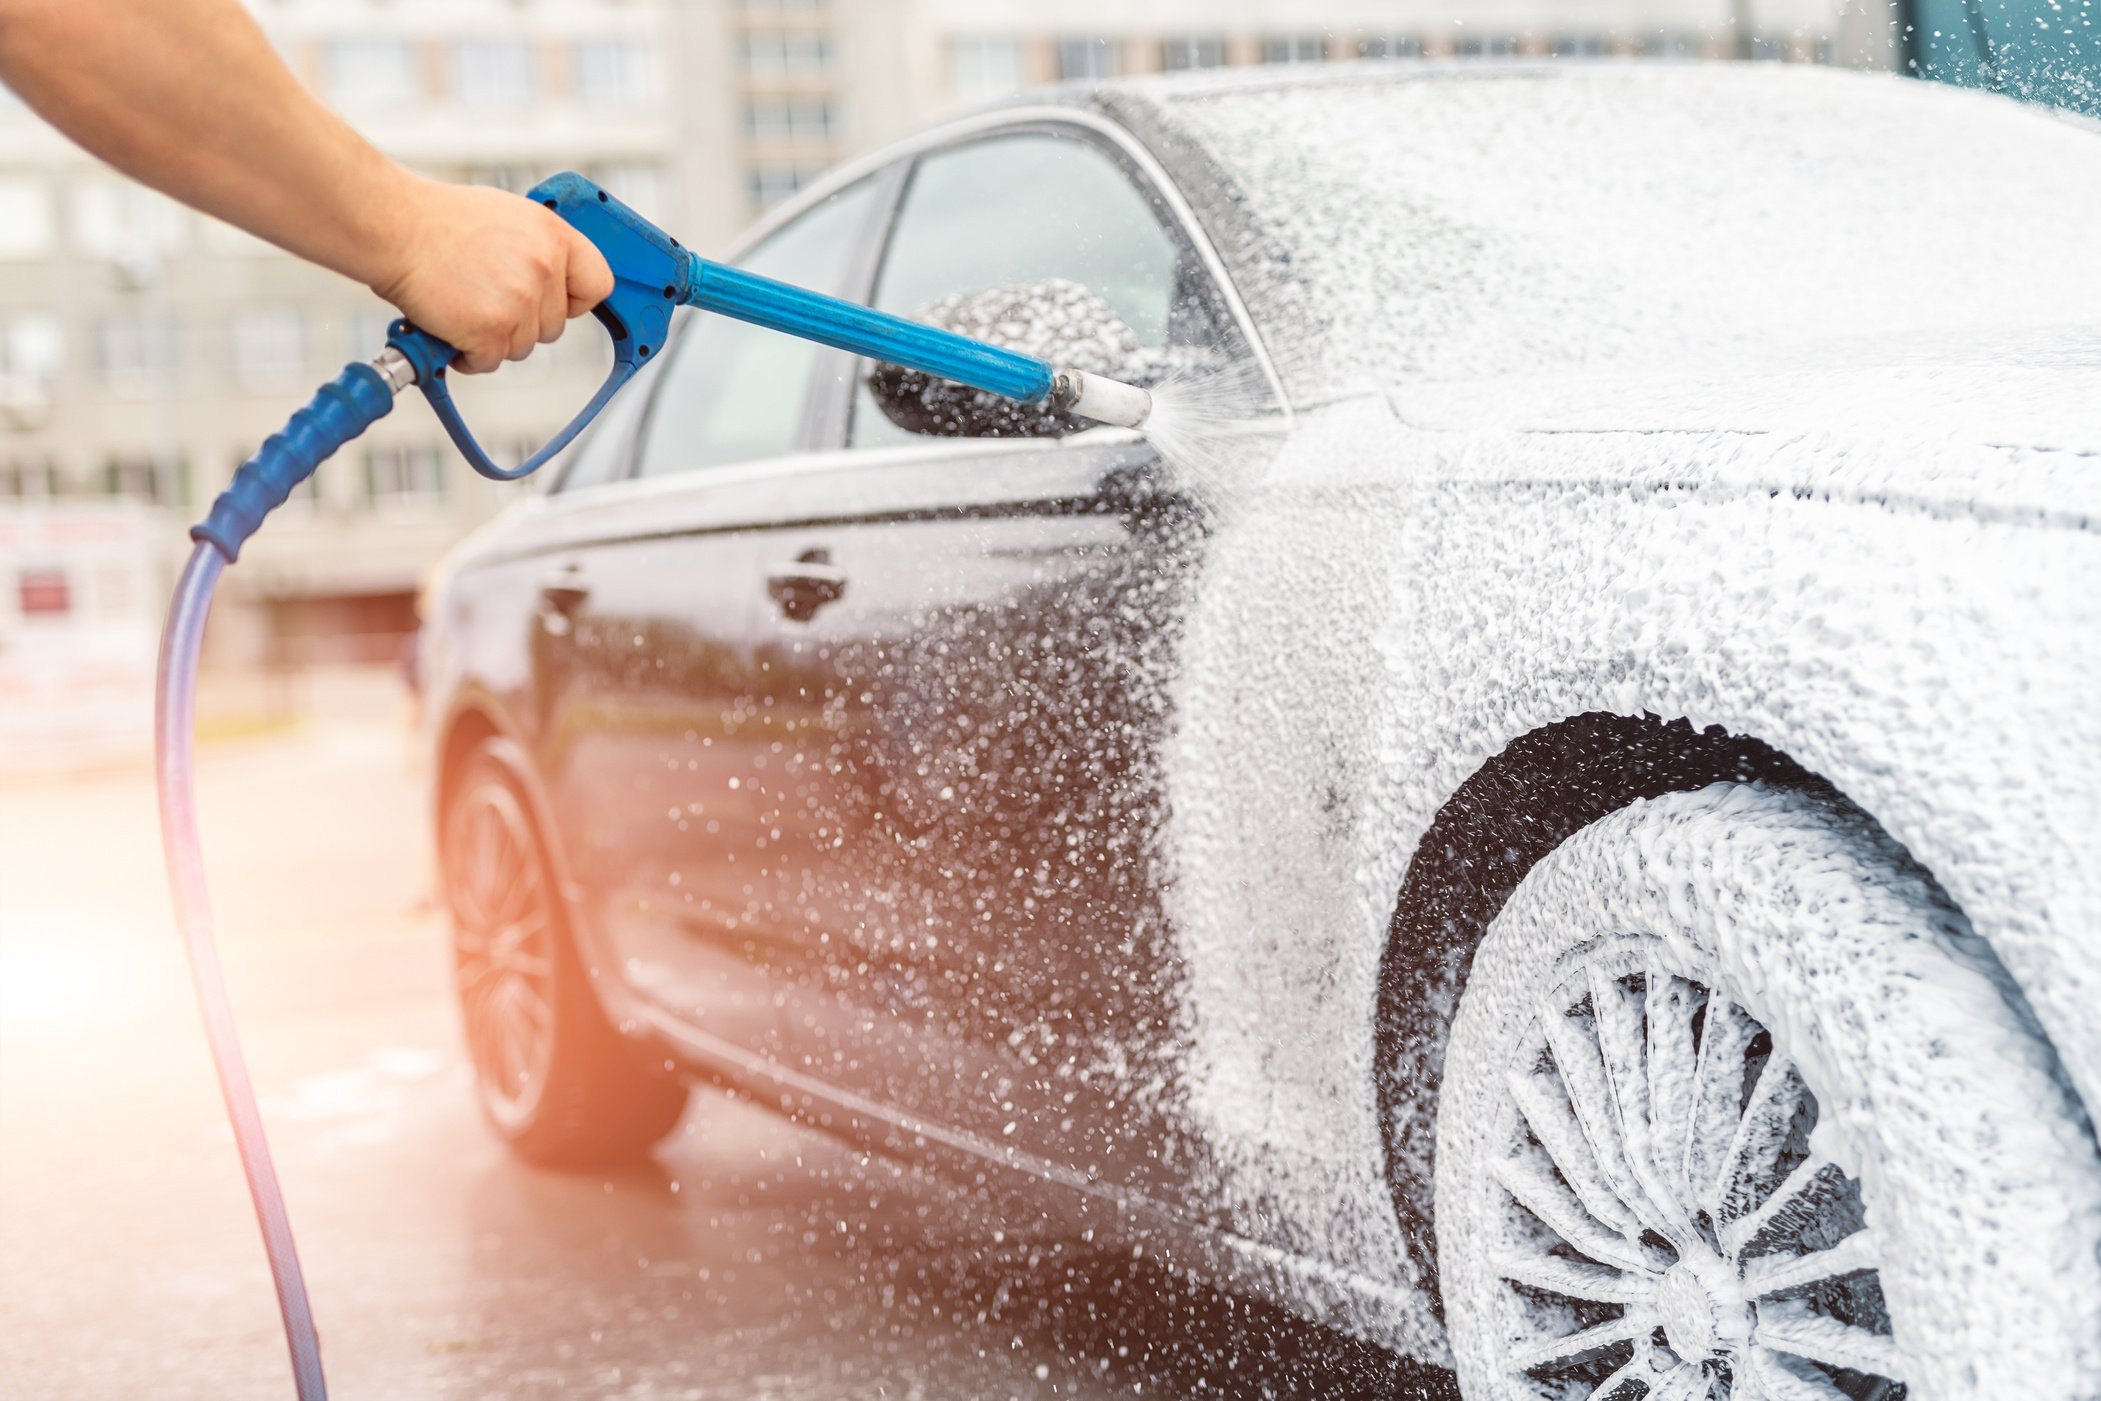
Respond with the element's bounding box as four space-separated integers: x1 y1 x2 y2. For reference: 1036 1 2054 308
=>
0 674 1452 1399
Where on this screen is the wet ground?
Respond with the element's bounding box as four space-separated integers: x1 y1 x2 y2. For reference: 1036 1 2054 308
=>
0 671 1458 1400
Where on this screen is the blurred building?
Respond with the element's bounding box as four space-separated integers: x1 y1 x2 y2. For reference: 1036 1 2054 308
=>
1 0 1878 671
676 0 1887 233
0 0 679 666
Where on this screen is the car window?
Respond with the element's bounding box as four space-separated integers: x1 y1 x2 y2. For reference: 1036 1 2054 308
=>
635 177 878 479
851 132 1214 448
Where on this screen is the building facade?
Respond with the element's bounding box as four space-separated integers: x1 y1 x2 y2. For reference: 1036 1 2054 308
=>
0 0 1873 666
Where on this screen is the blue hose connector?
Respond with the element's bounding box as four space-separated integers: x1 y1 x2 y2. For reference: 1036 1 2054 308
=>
191 362 396 562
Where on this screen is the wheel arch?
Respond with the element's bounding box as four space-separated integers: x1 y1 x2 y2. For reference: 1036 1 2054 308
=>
433 700 502 837
1371 712 1844 1308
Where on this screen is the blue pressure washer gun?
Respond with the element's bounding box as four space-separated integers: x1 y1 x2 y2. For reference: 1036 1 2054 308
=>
157 172 1152 1401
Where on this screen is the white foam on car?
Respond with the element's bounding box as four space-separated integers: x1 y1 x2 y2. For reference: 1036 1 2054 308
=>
1118 63 2101 1358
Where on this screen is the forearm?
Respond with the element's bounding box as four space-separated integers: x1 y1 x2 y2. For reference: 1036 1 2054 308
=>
0 0 414 288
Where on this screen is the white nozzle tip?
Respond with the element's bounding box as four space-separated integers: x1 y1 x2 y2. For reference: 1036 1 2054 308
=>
1055 369 1152 430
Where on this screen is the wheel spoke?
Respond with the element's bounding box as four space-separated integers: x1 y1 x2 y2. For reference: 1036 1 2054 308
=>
1508 1068 1642 1238
1754 1299 1904 1381
1740 1348 1854 1401
457 956 501 998
1644 973 1703 1207
1714 1055 1809 1219
1541 994 1672 1234
1493 1151 1655 1273
1683 997 1759 1207
1588 965 1688 1243
1741 1228 1878 1297
1718 1152 1842 1258
508 950 553 983
512 979 552 1031
1647 1363 1714 1401
1505 1312 1655 1373
1496 1250 1650 1305
1583 1346 1667 1401
473 806 503 907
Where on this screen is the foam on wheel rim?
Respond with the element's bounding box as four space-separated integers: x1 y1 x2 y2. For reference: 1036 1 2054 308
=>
1434 782 2101 1400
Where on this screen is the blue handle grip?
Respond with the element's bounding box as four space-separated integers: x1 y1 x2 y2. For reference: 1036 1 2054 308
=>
393 171 689 481
191 362 395 562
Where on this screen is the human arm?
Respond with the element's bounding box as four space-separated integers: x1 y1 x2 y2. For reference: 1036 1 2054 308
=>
0 0 611 372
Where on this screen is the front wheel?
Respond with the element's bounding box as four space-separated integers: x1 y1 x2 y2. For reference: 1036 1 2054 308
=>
442 747 689 1167
1435 782 2101 1400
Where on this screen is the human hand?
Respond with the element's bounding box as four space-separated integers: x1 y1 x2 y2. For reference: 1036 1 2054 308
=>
368 178 614 375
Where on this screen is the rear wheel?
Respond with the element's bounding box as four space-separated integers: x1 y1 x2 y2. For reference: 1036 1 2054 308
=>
443 747 688 1167
1435 782 2101 1400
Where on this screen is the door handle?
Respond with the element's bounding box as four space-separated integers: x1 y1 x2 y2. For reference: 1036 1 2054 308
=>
537 568 589 635
766 548 846 622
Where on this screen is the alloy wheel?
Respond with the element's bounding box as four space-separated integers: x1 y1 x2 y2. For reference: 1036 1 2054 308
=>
1477 950 1902 1400
447 779 558 1132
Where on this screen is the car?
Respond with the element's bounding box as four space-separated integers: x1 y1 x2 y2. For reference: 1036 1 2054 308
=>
419 59 2101 1400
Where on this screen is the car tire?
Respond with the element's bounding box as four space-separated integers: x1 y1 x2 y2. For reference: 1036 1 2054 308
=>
442 747 689 1168
1434 781 2101 1400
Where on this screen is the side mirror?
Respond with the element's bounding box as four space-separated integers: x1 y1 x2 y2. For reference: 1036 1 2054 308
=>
868 279 1164 439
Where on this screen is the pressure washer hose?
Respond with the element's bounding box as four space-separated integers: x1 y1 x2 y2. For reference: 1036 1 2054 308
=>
153 358 400 1400
158 541 331 1400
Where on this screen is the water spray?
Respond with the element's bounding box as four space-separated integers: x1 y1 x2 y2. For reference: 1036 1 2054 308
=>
156 172 1152 1400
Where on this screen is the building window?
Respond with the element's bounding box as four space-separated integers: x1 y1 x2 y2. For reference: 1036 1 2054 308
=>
0 175 55 260
744 96 839 144
0 460 58 500
232 308 305 393
102 456 172 506
323 38 419 107
1549 34 1613 57
364 443 446 506
1261 35 1327 64
1357 35 1423 58
453 39 535 108
1640 32 1703 58
574 39 660 106
69 178 186 261
1454 33 1522 57
738 31 832 78
1161 36 1227 70
93 314 178 393
18 568 70 617
587 162 667 222
1749 35 1787 61
1057 38 1120 80
949 36 1022 103
0 314 61 387
746 164 822 209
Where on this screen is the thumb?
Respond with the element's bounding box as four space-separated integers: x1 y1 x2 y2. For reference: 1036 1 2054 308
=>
564 225 614 316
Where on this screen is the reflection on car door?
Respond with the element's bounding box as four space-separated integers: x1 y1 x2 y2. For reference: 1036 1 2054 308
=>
530 178 885 1053
743 130 1255 1198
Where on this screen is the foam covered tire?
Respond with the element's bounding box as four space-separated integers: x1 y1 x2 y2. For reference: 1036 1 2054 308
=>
1434 782 2101 1400
442 748 688 1168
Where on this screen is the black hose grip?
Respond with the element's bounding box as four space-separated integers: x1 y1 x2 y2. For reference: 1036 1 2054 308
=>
191 362 395 562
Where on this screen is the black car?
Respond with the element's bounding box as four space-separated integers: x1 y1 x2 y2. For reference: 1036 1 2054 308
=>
423 64 2101 1399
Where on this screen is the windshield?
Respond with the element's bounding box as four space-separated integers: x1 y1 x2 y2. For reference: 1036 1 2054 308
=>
1151 65 2101 398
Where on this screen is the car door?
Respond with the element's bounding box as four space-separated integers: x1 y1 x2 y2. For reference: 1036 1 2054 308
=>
526 176 889 1052
740 128 1269 1196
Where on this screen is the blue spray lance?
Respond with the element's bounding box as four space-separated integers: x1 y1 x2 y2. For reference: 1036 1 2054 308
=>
157 172 1153 1401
